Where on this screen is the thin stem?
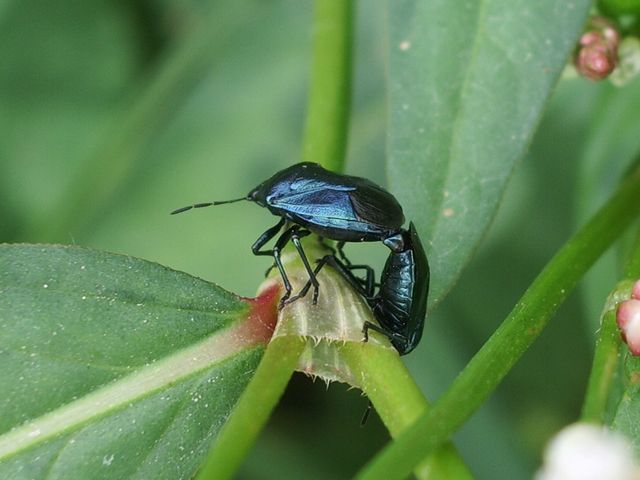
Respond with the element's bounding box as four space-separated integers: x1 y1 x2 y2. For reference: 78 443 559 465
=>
581 307 624 423
356 167 640 480
196 335 305 480
301 0 353 173
341 344 473 480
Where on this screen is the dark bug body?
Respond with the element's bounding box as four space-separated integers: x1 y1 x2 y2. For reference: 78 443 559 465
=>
248 162 405 243
369 223 429 354
298 222 429 355
172 162 407 307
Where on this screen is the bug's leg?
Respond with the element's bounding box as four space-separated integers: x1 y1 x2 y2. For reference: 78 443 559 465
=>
336 241 352 266
287 256 374 306
343 264 376 297
251 218 286 258
360 399 373 427
264 263 277 278
362 321 407 348
284 254 331 306
251 218 284 280
323 256 368 297
288 228 323 304
252 219 296 308
270 227 299 309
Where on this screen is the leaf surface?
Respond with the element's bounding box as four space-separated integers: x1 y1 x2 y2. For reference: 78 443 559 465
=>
387 0 592 304
0 244 274 479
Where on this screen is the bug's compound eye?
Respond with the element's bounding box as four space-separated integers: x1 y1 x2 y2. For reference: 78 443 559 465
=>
248 188 264 205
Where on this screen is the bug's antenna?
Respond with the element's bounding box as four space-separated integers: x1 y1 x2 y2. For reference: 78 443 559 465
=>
170 197 248 215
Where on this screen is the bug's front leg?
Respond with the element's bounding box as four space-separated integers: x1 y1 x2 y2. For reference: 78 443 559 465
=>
251 218 296 307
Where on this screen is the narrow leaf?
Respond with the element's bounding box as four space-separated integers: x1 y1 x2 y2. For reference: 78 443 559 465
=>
387 0 592 304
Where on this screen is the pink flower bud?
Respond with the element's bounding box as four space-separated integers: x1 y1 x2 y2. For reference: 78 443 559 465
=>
632 279 640 300
580 31 603 47
574 16 620 81
576 45 617 80
617 299 640 355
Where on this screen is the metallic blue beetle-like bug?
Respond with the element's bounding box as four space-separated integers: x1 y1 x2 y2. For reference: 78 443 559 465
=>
297 222 429 355
171 162 407 306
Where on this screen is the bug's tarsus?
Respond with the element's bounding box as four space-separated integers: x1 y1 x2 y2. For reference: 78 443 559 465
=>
360 400 373 427
283 253 330 307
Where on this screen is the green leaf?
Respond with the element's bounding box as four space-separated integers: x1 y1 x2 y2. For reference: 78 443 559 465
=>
0 244 275 479
613 353 640 453
387 0 592 305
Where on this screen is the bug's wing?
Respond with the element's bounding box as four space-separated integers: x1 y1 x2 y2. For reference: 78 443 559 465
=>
288 176 354 193
273 188 358 220
349 182 405 228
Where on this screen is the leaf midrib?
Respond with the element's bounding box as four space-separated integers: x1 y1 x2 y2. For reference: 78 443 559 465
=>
428 0 487 243
0 319 262 461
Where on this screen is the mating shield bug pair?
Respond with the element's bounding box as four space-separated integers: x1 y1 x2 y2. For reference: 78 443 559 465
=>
171 162 429 355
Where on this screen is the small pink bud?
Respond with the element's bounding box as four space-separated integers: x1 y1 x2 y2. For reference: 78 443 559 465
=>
575 44 617 80
590 16 620 46
580 31 603 47
617 299 640 355
574 16 620 81
632 280 640 300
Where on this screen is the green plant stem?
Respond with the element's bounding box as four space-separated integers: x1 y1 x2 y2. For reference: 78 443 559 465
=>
581 307 624 423
301 0 352 173
196 336 305 480
341 344 473 480
581 226 640 423
356 168 640 480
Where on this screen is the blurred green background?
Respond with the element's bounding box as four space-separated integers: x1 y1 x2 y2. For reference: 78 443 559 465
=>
2 1 639 478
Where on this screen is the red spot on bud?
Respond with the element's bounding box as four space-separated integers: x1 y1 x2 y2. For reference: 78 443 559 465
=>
241 283 280 344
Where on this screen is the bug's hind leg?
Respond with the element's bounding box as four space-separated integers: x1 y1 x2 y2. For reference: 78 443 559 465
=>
317 238 353 266
362 321 407 353
335 241 352 266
